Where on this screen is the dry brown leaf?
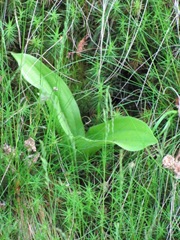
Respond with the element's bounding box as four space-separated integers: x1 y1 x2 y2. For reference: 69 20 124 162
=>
67 34 90 59
24 137 36 152
3 143 15 155
162 155 175 169
76 34 89 56
162 150 180 179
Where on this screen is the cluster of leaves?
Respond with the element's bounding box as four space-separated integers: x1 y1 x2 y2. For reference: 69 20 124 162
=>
12 53 157 155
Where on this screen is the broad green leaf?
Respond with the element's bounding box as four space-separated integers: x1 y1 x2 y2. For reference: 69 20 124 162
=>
76 116 157 154
11 53 157 155
12 53 85 137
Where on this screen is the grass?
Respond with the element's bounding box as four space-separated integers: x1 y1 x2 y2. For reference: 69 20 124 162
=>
0 0 180 239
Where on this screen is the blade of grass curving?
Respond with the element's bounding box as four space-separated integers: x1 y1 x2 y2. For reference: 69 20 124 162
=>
11 52 85 138
76 116 158 155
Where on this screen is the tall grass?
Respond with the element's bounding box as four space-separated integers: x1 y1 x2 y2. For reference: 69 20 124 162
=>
0 0 179 239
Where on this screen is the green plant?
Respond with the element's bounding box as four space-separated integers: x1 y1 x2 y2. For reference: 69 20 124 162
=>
3 20 17 48
12 53 157 155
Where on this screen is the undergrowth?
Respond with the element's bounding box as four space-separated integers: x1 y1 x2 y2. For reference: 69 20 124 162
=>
0 0 179 239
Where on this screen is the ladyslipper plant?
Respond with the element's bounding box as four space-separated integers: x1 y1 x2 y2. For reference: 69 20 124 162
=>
12 53 157 155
